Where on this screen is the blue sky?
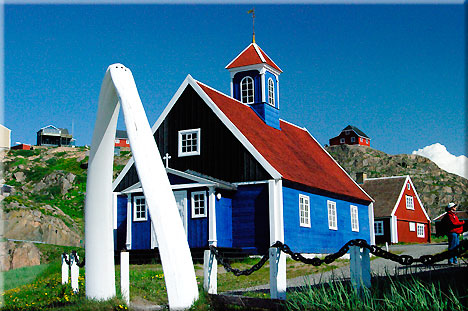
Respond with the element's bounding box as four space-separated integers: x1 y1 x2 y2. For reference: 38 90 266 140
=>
4 4 465 156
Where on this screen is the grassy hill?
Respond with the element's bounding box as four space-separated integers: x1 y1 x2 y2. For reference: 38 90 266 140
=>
1 146 131 246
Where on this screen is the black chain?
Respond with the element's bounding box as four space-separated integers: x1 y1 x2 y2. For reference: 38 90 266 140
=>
71 250 85 268
209 245 270 276
210 239 468 276
62 252 70 266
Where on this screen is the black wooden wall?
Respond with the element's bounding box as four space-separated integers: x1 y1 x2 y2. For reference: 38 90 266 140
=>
115 85 271 192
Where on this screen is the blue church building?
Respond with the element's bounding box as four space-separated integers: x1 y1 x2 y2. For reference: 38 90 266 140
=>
112 41 375 255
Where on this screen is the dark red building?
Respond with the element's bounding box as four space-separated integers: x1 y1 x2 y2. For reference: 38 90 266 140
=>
115 130 130 148
329 125 370 147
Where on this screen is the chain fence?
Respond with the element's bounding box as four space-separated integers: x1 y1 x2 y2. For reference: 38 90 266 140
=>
209 239 468 276
62 251 85 268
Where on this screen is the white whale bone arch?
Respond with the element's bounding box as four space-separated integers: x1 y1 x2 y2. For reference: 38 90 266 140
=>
85 63 198 309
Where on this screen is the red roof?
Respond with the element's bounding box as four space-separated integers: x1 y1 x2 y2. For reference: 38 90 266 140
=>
197 82 371 202
226 43 282 73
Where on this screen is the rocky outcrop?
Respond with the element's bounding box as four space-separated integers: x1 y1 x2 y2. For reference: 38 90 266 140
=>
2 209 82 247
0 241 42 272
326 144 468 218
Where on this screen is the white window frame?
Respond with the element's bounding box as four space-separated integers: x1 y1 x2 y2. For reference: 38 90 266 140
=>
191 191 207 218
340 138 345 144
178 128 201 157
351 137 356 143
268 78 275 107
299 194 311 228
327 200 338 230
409 222 416 232
350 205 359 232
374 220 384 236
406 195 414 210
133 195 147 222
417 223 425 238
115 139 120 144
240 76 254 104
407 183 410 190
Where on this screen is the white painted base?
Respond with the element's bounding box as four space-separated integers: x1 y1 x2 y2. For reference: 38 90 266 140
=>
71 254 79 293
61 254 69 284
350 246 371 291
121 251 130 305
203 250 217 294
269 247 286 300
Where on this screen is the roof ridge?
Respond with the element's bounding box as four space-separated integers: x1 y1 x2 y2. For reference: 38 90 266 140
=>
252 43 266 63
225 43 255 69
195 80 249 107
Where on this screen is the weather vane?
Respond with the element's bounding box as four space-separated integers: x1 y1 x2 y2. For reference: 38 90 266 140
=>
247 8 255 43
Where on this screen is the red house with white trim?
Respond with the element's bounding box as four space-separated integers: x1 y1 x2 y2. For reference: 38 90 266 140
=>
329 125 370 147
115 130 130 148
361 175 430 244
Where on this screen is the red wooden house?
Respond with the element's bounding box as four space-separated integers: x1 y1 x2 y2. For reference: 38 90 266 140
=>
361 175 431 244
329 125 370 147
115 130 130 148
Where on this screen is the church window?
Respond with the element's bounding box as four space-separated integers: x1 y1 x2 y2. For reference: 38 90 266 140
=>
178 129 201 157
268 78 275 106
299 194 310 227
134 196 147 221
191 191 207 218
241 76 254 104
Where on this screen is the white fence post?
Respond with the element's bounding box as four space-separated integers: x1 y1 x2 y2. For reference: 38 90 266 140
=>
350 245 371 291
61 253 69 284
203 249 217 294
361 247 371 288
269 247 286 300
121 251 130 305
70 253 79 293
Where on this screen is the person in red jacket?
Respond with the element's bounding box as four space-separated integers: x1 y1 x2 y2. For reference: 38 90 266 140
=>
445 202 465 264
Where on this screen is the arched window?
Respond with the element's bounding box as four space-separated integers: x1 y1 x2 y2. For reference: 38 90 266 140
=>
268 78 275 106
240 76 254 104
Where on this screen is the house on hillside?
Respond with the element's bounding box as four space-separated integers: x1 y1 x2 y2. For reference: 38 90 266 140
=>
112 41 375 255
11 144 32 150
37 125 74 147
329 125 370 147
0 124 11 150
360 175 430 244
115 130 130 148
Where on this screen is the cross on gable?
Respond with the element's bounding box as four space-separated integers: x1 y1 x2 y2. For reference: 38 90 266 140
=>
163 153 171 168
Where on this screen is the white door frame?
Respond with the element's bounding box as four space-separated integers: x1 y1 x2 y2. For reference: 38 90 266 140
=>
174 190 188 235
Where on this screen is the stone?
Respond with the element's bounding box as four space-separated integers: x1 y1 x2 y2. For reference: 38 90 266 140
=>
13 171 25 183
11 243 41 270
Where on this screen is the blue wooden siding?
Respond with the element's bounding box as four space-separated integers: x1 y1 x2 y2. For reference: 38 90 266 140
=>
233 71 262 104
115 195 128 250
130 194 152 250
216 196 233 247
232 184 269 253
187 188 208 248
283 187 370 253
249 102 280 130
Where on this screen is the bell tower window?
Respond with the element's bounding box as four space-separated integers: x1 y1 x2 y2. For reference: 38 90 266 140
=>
241 76 254 104
268 78 275 106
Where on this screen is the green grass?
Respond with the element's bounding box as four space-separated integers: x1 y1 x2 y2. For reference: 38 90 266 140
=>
2 264 50 291
3 252 467 311
287 276 466 311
